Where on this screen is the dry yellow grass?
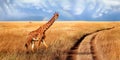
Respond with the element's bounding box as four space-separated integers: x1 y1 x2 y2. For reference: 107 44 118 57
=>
94 27 120 60
0 21 120 60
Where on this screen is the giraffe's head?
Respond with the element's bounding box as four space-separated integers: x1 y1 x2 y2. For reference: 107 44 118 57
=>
54 12 59 20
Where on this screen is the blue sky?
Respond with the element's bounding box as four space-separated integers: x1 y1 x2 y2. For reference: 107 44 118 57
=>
0 0 120 21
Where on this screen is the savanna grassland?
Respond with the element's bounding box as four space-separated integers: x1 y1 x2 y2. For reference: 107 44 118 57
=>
0 21 120 60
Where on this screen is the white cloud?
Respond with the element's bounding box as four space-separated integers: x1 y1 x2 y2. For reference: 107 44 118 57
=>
88 0 96 10
0 0 120 20
62 4 71 10
0 7 2 12
103 0 120 6
0 7 4 16
47 10 53 13
73 0 85 15
48 0 57 7
74 7 84 15
3 3 11 14
89 4 95 10
60 0 71 10
0 1 28 19
13 0 43 8
92 0 120 18
103 0 120 11
17 0 40 4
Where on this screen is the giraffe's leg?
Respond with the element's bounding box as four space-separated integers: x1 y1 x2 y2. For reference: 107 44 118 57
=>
31 41 35 52
38 39 41 47
25 43 29 53
37 34 44 47
37 38 42 51
42 40 48 49
25 37 32 53
42 35 48 48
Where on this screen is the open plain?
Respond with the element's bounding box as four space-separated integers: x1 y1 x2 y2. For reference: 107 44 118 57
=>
0 21 120 60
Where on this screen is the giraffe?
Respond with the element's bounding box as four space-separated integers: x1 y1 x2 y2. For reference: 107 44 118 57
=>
25 12 59 52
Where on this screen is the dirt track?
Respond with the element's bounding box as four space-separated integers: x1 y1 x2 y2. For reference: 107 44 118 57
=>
66 27 114 60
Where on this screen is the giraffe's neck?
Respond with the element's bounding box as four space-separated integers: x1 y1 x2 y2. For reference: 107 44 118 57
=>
37 14 58 32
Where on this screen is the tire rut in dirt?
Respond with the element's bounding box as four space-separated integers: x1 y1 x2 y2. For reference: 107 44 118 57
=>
66 27 114 60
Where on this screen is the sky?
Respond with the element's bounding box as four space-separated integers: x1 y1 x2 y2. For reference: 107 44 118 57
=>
0 0 120 21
